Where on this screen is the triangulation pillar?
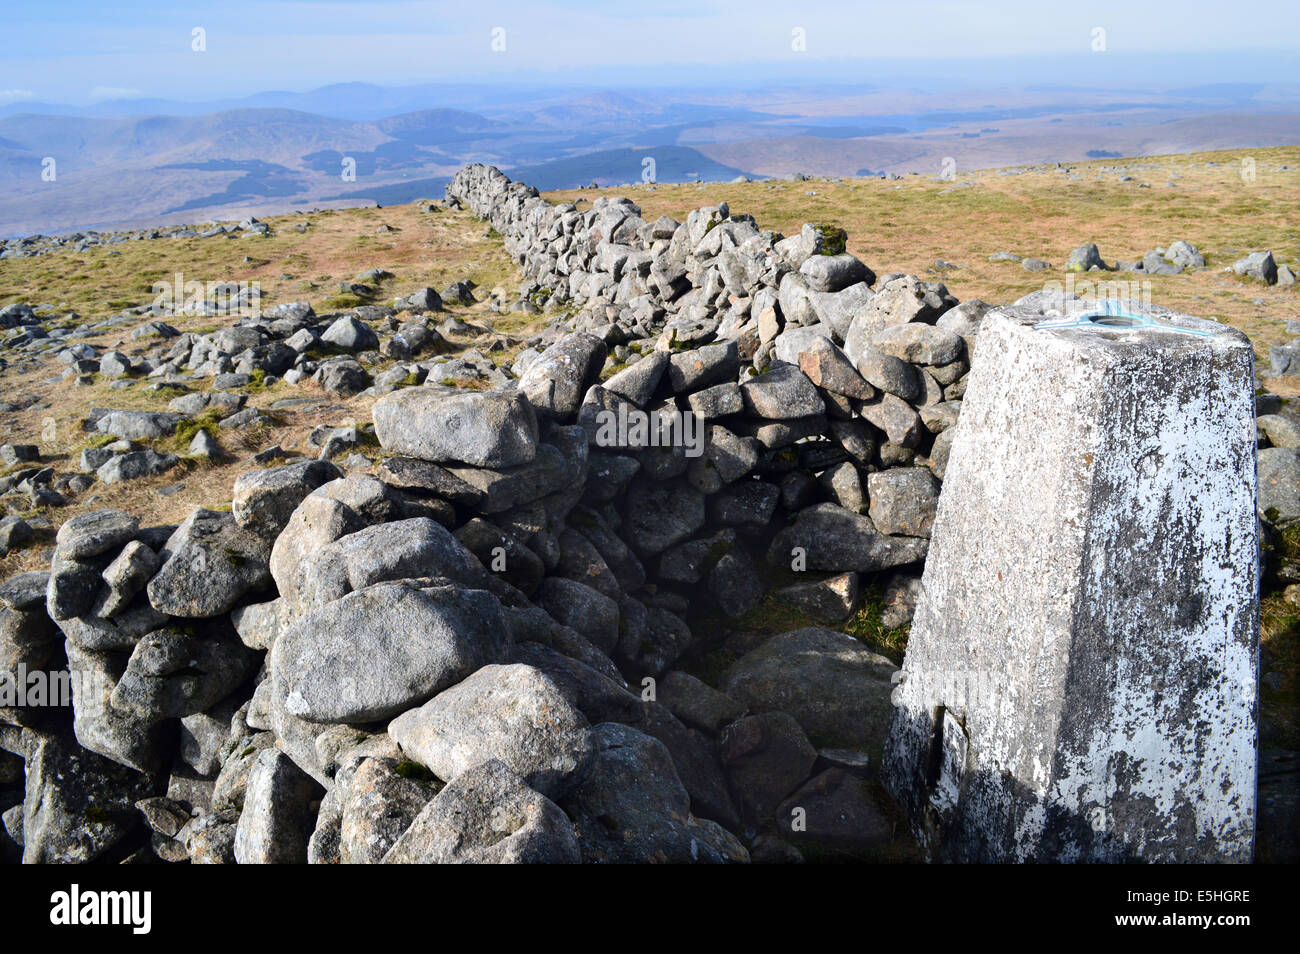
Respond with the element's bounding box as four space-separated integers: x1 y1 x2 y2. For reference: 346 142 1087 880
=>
883 300 1259 863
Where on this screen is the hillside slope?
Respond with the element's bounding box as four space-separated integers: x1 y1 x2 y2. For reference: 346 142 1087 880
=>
1 148 1297 796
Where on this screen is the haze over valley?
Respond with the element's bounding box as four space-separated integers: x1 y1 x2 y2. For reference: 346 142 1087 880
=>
4 75 1299 236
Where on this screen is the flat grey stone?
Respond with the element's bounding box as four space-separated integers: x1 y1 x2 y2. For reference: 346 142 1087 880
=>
867 467 939 538
287 516 490 614
719 711 818 823
146 508 272 617
797 337 875 399
774 572 860 622
1258 415 1300 452
775 768 894 852
869 323 964 366
668 340 739 394
110 624 255 719
519 332 607 417
274 581 507 723
799 253 872 293
64 639 169 773
377 456 486 506
320 315 379 352
96 449 178 484
603 351 667 406
94 410 183 441
373 386 538 468
658 670 746 733
721 627 898 754
445 443 573 514
90 540 160 618
21 731 153 864
859 392 924 446
338 757 437 864
233 749 323 864
741 365 825 420
560 722 748 863
767 502 929 573
536 577 619 654
853 349 918 400
623 476 706 556
54 509 139 561
231 459 341 538
1260 447 1300 523
388 663 594 800
384 759 579 864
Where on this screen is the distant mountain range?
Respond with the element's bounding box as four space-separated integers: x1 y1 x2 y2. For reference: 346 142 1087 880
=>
2 80 1299 236
0 82 561 122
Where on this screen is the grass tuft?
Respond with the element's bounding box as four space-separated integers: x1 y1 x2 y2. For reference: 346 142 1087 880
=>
172 408 224 449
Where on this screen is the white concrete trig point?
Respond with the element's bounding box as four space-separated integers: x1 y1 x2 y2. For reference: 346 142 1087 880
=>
883 299 1259 863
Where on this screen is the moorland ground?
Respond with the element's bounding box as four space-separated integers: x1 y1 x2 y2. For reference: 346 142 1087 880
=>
2 145 1297 747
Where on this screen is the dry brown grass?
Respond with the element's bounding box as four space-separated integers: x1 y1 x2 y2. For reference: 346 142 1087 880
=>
0 378 385 575
0 202 528 572
0 202 515 321
550 145 1300 387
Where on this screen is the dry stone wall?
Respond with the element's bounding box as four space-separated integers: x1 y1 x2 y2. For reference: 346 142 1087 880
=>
1 162 1078 864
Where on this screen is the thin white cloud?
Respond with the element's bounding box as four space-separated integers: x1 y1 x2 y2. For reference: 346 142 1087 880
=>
89 86 143 101
0 1 1293 102
0 89 35 104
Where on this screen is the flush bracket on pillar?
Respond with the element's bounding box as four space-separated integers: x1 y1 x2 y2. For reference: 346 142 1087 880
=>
923 707 969 826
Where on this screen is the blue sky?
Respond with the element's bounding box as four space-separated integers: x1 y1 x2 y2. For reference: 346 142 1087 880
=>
3 0 1298 105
